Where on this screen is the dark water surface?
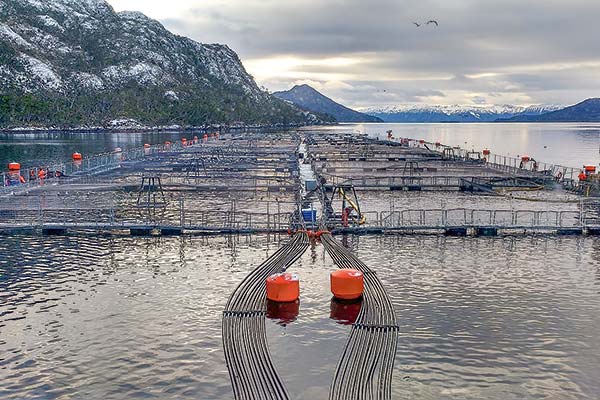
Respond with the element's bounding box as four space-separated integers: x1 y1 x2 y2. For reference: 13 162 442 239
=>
1 234 599 399
2 123 600 170
1 124 600 399
0 131 188 170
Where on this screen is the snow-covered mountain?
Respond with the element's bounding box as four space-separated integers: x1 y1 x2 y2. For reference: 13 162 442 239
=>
0 0 316 127
274 84 382 123
362 104 564 123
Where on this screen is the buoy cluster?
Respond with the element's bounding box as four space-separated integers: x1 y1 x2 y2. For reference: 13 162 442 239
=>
265 230 364 322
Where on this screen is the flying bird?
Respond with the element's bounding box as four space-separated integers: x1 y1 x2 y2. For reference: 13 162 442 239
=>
426 20 439 26
412 22 421 27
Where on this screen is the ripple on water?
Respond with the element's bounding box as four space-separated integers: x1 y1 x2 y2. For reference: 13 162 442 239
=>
1 234 599 399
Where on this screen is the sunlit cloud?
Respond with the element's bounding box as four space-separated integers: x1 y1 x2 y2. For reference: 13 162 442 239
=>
106 0 600 108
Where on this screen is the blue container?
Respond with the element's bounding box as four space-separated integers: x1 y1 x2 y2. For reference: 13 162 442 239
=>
302 209 317 222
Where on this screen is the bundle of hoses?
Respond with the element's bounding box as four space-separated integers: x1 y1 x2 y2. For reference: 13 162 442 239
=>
222 232 309 400
321 233 398 400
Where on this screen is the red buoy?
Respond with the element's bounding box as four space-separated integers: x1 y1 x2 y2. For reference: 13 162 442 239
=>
266 272 300 302
483 149 491 156
8 162 21 171
72 152 82 161
330 269 364 300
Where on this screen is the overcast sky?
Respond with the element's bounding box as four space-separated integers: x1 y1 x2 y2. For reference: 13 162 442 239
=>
108 0 600 109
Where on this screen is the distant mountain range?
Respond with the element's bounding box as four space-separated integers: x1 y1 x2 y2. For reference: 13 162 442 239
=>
273 84 382 123
0 0 322 128
499 98 600 122
363 104 564 123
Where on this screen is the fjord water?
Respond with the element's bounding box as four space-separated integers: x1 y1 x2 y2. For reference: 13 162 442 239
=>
0 131 186 170
1 124 600 399
352 122 600 168
1 234 599 399
2 123 600 169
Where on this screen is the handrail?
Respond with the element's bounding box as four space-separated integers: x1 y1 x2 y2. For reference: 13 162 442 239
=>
0 139 201 196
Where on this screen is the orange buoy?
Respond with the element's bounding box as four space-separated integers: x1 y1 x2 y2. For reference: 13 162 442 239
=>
584 165 596 173
483 149 491 156
330 269 364 300
72 152 82 160
266 272 300 302
8 162 21 171
144 143 151 148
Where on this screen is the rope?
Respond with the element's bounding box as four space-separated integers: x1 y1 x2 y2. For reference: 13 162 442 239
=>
222 232 309 399
321 233 398 400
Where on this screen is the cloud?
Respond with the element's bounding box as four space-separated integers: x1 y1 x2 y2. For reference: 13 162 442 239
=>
107 0 600 107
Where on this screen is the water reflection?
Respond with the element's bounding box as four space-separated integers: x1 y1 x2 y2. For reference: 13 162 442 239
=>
266 299 300 325
329 297 362 325
1 234 600 399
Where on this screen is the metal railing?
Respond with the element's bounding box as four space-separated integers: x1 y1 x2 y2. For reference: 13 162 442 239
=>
0 139 200 196
0 198 295 232
365 208 584 229
405 138 578 184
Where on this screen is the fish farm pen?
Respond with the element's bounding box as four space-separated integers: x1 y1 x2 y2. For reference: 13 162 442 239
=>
2 128 600 399
0 130 599 236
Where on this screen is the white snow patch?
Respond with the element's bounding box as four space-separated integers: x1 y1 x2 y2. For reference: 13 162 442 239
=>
102 63 163 85
19 54 62 89
0 23 33 48
73 72 104 89
109 118 144 128
164 90 179 101
38 15 65 32
118 11 150 22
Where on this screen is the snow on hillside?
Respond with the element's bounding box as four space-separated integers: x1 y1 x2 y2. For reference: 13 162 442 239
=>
362 104 565 122
0 0 264 97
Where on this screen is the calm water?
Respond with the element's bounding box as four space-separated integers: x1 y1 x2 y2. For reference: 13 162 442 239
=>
2 123 600 170
345 123 600 168
1 234 599 399
1 124 600 399
0 131 188 171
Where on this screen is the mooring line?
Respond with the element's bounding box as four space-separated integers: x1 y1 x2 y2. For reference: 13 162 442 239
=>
321 233 398 400
222 232 309 399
